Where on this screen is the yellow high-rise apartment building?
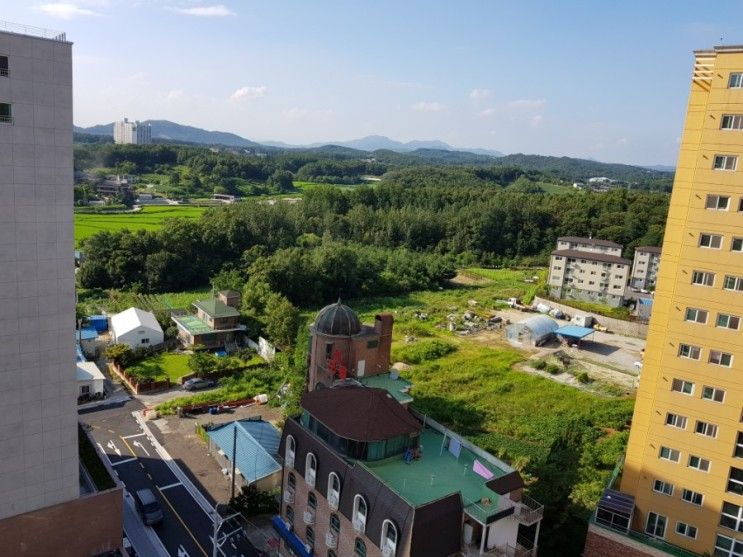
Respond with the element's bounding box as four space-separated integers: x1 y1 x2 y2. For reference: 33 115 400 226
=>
585 46 743 557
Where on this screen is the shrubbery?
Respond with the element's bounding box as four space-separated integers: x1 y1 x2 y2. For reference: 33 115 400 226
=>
393 340 456 364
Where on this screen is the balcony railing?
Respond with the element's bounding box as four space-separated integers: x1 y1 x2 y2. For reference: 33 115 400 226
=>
0 115 12 124
303 509 316 525
0 20 67 41
325 532 337 549
0 68 8 77
508 494 544 526
590 516 698 557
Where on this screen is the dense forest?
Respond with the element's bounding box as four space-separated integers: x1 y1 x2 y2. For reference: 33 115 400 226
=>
78 184 669 299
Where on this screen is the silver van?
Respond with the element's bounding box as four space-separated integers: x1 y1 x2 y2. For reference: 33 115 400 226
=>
134 488 163 525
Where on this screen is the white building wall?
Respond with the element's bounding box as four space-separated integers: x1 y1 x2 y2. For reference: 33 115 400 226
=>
114 326 163 348
0 29 78 519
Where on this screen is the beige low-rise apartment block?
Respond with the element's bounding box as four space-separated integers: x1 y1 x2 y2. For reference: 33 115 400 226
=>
548 237 631 307
630 246 661 290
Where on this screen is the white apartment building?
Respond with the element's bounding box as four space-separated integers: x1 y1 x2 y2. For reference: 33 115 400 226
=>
629 246 661 290
548 237 631 307
0 23 79 519
113 117 152 144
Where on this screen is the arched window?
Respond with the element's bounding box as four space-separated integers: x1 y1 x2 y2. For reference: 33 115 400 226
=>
306 526 315 549
327 472 341 508
328 551 337 557
381 519 398 555
305 452 317 487
285 435 296 467
329 513 340 534
308 492 317 510
288 472 296 490
286 505 294 525
354 538 367 557
352 494 367 533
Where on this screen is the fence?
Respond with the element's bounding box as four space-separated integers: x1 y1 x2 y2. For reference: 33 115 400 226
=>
109 362 171 394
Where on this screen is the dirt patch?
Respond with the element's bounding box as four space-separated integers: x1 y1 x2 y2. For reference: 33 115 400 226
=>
449 272 489 286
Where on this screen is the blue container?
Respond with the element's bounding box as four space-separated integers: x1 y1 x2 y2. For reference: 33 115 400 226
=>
89 315 108 333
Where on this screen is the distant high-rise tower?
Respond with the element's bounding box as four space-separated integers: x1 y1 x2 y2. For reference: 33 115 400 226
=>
585 45 743 557
0 21 122 554
114 117 152 144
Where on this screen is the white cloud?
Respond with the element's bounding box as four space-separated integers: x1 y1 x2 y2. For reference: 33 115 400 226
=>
230 85 267 101
478 107 496 117
470 88 492 100
412 101 445 112
507 99 546 110
167 89 185 101
617 137 628 145
530 115 543 128
173 4 235 17
35 3 100 19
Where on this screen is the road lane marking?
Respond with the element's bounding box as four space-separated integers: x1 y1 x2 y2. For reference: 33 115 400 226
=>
156 486 209 557
147 473 153 480
120 435 138 457
178 546 191 557
133 440 150 456
108 429 115 434
111 457 138 467
106 440 122 457
159 482 183 491
122 432 146 440
96 442 111 463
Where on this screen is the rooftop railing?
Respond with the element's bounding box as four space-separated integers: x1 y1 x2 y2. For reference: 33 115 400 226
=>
0 20 67 42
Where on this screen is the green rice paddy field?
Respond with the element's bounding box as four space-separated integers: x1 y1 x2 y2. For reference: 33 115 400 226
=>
74 206 207 247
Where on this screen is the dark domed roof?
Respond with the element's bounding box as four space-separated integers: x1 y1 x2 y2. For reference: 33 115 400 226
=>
313 300 361 336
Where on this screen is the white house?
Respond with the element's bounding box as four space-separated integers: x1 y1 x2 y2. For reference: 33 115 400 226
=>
76 361 106 397
110 307 164 348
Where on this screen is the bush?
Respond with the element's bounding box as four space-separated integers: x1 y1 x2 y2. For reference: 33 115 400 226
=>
393 340 456 364
546 363 562 375
576 372 593 384
533 359 547 370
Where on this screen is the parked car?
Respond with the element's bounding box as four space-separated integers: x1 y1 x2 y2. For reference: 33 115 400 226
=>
133 489 163 526
183 378 217 391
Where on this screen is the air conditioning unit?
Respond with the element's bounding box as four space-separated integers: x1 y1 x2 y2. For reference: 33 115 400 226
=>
353 518 366 534
303 510 316 525
283 489 294 504
325 532 338 548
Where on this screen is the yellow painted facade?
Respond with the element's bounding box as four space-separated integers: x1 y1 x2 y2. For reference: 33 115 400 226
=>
621 47 743 555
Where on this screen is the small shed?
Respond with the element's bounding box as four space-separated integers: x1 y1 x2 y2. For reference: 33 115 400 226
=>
88 315 108 333
206 419 282 492
110 307 164 349
555 325 596 346
76 328 99 358
506 315 559 347
76 361 106 397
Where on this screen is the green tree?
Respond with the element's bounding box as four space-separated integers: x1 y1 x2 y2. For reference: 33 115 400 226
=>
188 350 217 377
105 343 134 367
263 293 300 350
268 170 294 192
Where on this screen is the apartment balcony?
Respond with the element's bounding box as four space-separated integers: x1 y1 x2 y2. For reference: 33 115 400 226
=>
0 115 13 124
283 488 295 504
325 532 338 549
327 491 339 511
507 494 544 526
303 509 316 525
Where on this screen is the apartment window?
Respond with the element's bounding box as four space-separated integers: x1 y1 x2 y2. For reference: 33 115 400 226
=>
730 72 743 88
703 386 727 402
734 238 743 252
0 55 7 77
666 413 688 429
305 526 315 549
653 479 674 496
330 513 340 535
715 533 743 557
589 281 595 285
0 103 11 124
710 352 734 368
305 453 317 487
672 378 695 394
554 256 563 261
681 488 704 506
81 385 90 395
285 435 296 467
692 270 715 286
728 468 743 496
678 344 701 360
740 198 743 212
286 505 294 525
645 511 667 538
327 472 340 508
718 314 742 330
675 522 698 539
352 495 367 534
725 275 743 291
688 455 711 472
722 115 743 130
354 538 367 557
696 420 719 438
701 233 724 249
288 472 296 490
704 195 730 211
721 501 743 532
381 520 398 556
308 492 317 511
736 432 743 458
685 308 709 324
714 155 738 171
659 446 680 462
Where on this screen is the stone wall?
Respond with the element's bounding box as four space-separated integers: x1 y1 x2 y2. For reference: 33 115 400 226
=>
533 296 648 338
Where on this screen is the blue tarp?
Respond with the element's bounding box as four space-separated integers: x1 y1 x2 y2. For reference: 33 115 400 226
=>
207 419 281 482
77 328 98 341
88 315 108 332
272 515 312 557
555 325 595 339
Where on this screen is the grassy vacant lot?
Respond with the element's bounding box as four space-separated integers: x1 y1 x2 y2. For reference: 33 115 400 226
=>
548 297 632 320
127 353 191 382
460 267 545 304
74 205 207 247
78 287 211 315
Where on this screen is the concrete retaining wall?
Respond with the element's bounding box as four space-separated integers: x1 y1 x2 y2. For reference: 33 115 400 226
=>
533 296 648 339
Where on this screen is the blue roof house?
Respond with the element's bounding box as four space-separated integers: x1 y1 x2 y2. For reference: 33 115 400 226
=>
207 419 282 492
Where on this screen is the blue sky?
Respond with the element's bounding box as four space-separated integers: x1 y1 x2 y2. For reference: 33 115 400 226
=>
4 1 743 165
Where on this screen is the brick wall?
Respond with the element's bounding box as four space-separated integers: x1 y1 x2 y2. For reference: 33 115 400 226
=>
583 523 668 557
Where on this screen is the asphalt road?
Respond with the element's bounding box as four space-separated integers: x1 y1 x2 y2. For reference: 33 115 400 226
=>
80 401 257 557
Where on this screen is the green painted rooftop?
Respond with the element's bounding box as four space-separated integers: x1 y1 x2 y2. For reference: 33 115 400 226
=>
361 426 508 522
359 373 413 404
172 314 212 335
194 299 241 318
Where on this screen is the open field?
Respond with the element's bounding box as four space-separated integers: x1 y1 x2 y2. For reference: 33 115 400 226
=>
78 287 212 315
127 353 191 383
74 205 207 247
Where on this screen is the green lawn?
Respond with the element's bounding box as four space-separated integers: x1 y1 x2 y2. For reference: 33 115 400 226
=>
127 353 191 382
74 205 207 247
459 267 546 304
